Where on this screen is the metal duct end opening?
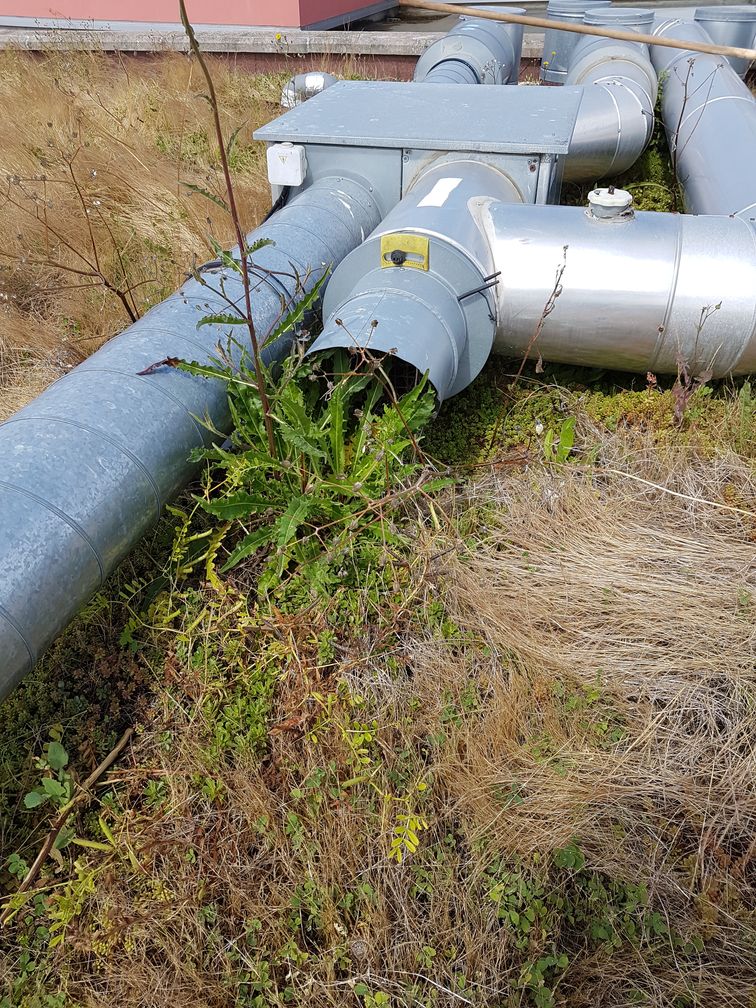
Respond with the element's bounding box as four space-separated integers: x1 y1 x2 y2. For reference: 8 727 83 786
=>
307 269 470 402
308 344 426 402
280 72 338 109
414 10 525 84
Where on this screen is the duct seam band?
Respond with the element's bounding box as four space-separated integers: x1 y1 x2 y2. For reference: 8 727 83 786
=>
75 368 208 442
0 602 35 667
0 479 105 585
602 83 624 174
248 265 297 311
677 94 756 133
650 216 685 372
0 416 163 518
104 325 235 362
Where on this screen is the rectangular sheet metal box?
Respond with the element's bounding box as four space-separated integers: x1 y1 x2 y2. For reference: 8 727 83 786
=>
255 81 584 211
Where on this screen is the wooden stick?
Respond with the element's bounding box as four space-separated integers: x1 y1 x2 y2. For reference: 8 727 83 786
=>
399 0 756 63
0 726 134 926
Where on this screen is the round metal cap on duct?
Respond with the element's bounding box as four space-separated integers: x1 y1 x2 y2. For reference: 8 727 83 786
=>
587 187 634 219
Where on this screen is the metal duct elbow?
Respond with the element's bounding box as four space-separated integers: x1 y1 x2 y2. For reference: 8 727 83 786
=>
488 198 756 376
0 176 381 697
414 11 525 84
308 160 523 400
563 34 657 183
651 18 756 219
280 72 338 109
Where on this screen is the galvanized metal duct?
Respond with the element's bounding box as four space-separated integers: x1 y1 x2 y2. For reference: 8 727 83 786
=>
651 17 756 219
488 198 756 375
693 5 756 77
0 177 381 698
541 0 611 83
563 31 658 182
545 6 660 185
414 11 525 83
311 180 756 404
308 160 520 400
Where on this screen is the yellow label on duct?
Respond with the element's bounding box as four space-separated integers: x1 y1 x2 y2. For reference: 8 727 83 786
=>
380 233 430 271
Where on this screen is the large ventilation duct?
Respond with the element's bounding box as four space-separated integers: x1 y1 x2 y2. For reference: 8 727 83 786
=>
308 160 517 400
3 6 756 697
414 11 525 84
313 184 756 405
563 30 658 182
651 18 756 219
489 197 756 376
0 177 381 697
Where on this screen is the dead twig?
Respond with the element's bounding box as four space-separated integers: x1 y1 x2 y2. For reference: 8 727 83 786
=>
0 726 134 927
486 245 567 453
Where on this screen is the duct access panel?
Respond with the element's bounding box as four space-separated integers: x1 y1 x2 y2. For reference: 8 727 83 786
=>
255 81 583 214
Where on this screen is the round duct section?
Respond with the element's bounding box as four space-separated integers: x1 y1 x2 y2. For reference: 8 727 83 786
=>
308 160 520 400
694 5 756 77
540 0 611 83
489 201 756 377
414 12 525 84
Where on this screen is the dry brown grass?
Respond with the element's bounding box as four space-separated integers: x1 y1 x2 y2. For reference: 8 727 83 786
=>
11 435 752 1008
0 48 285 420
1 43 755 1008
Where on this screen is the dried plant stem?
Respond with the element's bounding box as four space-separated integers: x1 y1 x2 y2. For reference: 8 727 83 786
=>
178 0 277 459
486 246 567 453
0 727 134 927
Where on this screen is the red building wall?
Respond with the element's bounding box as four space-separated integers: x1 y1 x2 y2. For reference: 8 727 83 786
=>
0 0 385 28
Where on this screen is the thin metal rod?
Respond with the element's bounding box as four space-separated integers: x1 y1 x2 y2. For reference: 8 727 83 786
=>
398 0 756 62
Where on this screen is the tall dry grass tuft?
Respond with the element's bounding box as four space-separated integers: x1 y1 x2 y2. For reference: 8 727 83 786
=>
6 435 752 1007
430 447 755 871
0 48 286 419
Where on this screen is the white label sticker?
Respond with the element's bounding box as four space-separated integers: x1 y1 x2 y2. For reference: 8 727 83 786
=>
417 177 462 208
